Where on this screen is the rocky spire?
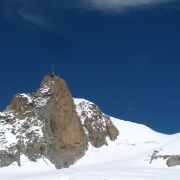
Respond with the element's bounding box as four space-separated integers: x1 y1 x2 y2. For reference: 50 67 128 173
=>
0 69 119 169
0 72 88 168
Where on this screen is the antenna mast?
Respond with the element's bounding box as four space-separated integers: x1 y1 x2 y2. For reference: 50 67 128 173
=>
52 64 54 74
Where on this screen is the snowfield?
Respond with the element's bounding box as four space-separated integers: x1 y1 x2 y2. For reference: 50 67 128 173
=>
1 112 180 179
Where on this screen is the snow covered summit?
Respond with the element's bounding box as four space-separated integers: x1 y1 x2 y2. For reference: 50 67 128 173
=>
0 71 180 180
0 99 180 179
0 72 118 169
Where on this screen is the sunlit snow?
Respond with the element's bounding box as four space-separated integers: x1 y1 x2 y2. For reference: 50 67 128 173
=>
0 99 180 180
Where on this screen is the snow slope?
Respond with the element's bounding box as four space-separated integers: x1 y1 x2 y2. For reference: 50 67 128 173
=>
73 116 180 168
0 99 180 180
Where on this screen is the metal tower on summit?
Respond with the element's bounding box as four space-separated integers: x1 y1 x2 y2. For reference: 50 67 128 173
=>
51 64 55 77
52 65 55 74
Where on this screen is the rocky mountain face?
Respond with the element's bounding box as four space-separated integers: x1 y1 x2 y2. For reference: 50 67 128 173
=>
74 99 119 148
0 72 119 168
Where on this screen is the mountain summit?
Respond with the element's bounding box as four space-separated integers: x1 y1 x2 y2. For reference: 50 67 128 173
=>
0 70 119 168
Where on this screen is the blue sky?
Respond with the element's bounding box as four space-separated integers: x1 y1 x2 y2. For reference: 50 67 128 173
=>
1 0 180 134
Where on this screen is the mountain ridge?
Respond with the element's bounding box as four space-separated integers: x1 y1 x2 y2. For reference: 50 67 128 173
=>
0 111 180 179
0 71 180 180
0 72 119 168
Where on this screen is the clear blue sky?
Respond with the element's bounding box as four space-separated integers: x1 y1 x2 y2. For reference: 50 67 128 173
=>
1 0 180 134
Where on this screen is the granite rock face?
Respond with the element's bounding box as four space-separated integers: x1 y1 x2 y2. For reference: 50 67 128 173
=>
0 73 87 168
74 99 119 148
39 75 88 168
0 71 119 168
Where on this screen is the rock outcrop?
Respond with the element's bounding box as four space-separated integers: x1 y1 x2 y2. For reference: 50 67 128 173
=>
0 70 119 168
39 75 87 168
0 72 87 168
74 99 119 148
166 155 180 167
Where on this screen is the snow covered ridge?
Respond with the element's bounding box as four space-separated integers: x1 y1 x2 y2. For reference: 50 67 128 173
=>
1 111 180 180
0 76 57 167
0 74 109 169
74 98 111 126
0 99 43 152
74 98 180 167
0 70 180 180
74 98 119 148
0 79 55 150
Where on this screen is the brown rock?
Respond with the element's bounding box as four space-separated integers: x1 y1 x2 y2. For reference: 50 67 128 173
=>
7 94 34 119
0 70 119 168
84 118 107 148
107 121 119 141
75 99 119 148
39 75 88 168
0 73 87 169
166 155 180 167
